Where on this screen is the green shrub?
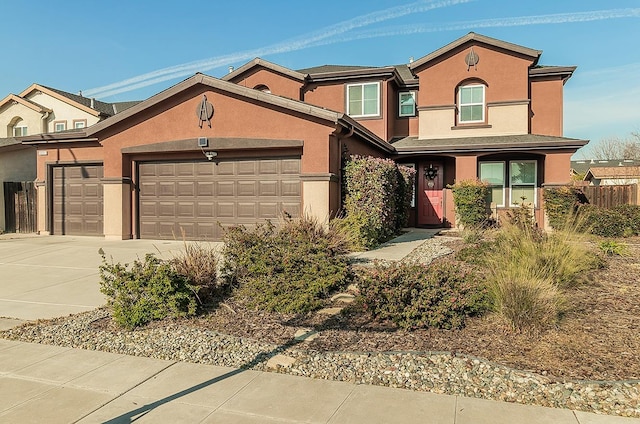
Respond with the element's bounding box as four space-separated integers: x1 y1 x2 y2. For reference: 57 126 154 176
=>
543 187 587 229
450 180 490 229
99 253 198 330
171 242 225 305
455 240 495 265
484 221 597 331
579 204 637 237
342 156 415 249
358 261 490 330
598 240 629 256
222 215 350 314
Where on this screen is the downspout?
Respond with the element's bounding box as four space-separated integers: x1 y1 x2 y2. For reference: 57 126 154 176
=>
41 111 50 133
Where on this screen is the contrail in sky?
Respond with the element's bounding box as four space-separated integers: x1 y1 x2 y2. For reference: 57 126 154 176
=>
85 6 639 99
83 0 470 98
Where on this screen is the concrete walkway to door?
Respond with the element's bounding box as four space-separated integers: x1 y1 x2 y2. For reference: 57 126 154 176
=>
0 234 201 325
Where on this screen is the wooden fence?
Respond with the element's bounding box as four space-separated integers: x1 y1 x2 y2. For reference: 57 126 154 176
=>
3 182 37 233
580 184 638 208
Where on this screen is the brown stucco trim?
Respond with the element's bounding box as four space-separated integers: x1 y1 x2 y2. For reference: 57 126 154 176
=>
300 173 339 182
307 66 398 83
222 58 307 82
486 100 530 107
21 133 95 144
19 84 102 117
0 94 52 113
121 138 304 154
451 124 493 130
410 32 542 71
417 104 456 111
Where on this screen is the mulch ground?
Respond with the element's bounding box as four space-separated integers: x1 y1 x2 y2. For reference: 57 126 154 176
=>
182 236 640 383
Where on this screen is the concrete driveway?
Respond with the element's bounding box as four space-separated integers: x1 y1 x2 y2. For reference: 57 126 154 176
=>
0 235 214 325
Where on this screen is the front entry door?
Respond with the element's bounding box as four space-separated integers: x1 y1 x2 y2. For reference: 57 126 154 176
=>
417 162 443 226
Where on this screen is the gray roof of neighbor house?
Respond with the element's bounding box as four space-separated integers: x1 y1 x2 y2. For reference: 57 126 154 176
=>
41 85 141 116
571 159 640 175
392 134 588 154
585 166 640 179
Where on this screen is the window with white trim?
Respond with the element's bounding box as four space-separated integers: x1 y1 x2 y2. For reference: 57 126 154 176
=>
54 121 67 132
510 161 537 206
398 92 416 117
73 120 86 129
347 82 380 117
479 162 505 207
13 124 27 136
458 84 484 123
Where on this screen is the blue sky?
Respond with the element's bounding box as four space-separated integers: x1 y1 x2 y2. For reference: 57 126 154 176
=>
2 0 638 158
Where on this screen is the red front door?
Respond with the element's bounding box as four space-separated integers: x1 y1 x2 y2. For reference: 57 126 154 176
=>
418 162 443 226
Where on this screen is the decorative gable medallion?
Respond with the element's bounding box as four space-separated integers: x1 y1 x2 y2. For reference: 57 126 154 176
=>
465 47 479 71
197 95 214 128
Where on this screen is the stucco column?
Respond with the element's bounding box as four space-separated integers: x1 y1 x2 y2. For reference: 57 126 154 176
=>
544 152 573 185
102 178 132 240
35 181 49 235
300 174 339 224
447 155 479 228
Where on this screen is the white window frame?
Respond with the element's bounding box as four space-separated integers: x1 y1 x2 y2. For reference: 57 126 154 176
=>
458 84 485 123
73 120 87 129
398 91 416 117
509 160 537 207
346 81 380 118
479 161 506 208
54 121 67 132
13 125 27 137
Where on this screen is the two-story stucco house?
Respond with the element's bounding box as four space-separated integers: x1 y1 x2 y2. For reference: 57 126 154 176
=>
0 84 139 232
21 32 588 240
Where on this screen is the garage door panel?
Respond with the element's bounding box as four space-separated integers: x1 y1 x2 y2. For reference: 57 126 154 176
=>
52 164 103 236
238 181 256 196
138 158 300 240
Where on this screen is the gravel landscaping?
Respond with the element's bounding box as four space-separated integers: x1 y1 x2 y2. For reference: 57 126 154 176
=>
2 235 639 419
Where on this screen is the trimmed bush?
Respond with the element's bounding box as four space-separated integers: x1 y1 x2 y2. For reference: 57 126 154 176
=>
579 204 640 237
358 261 490 330
222 215 350 314
342 156 416 249
450 180 490 229
99 253 198 330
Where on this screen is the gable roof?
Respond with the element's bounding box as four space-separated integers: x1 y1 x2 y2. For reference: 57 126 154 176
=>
584 166 640 180
571 159 640 175
19 84 107 117
222 58 307 82
23 73 393 154
0 94 52 114
409 32 542 71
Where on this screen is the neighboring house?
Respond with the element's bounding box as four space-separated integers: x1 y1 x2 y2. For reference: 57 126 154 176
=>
571 159 640 180
583 165 640 186
0 84 140 232
21 32 587 240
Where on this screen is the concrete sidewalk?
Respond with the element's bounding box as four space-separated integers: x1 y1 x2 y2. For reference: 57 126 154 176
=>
0 339 637 424
1 233 639 423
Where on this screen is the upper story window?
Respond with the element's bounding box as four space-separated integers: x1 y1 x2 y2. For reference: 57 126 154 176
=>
73 120 87 129
458 84 485 123
54 121 67 132
347 82 380 117
398 92 416 117
12 120 27 137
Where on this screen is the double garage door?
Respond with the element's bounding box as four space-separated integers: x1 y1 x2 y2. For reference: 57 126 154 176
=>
138 157 301 240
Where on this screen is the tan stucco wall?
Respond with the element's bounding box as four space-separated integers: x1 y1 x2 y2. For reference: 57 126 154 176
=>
419 103 528 139
0 103 44 137
302 180 331 223
103 182 132 239
26 92 100 132
0 147 36 231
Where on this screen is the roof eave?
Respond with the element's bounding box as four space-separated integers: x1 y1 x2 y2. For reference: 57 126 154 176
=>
222 58 307 82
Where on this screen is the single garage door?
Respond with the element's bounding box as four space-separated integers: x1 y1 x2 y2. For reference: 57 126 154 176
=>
52 164 104 236
138 158 301 240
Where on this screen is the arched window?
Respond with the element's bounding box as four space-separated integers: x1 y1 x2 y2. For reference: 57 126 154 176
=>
9 117 27 137
253 84 271 94
458 84 485 123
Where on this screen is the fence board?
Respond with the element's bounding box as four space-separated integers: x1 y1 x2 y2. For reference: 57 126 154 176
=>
580 184 638 208
3 182 37 233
